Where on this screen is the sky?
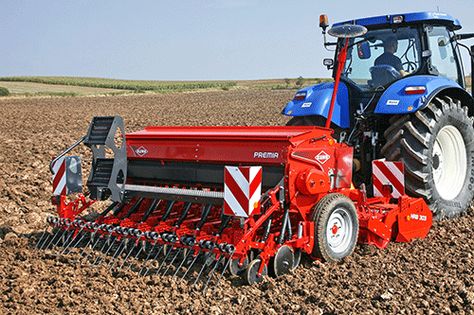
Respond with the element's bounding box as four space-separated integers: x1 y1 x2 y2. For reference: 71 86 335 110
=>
1 0 473 80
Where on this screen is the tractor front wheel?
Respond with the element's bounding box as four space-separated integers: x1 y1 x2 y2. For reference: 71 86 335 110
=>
382 96 474 219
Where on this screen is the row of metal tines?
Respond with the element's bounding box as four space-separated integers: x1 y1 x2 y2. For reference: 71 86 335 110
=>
35 216 237 291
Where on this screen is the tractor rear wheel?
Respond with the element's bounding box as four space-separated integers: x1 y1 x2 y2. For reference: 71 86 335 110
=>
311 193 359 262
381 96 474 219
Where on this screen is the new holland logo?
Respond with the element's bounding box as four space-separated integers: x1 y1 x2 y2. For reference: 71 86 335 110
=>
315 150 330 164
135 146 148 157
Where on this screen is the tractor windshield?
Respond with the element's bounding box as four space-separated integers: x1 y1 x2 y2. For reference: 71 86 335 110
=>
341 26 422 90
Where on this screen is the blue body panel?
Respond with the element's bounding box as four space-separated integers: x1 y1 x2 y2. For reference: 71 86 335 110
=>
282 82 350 128
374 75 461 114
333 11 462 30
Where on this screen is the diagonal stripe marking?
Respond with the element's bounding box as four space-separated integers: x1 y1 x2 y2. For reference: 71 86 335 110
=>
225 168 250 212
224 186 248 218
373 163 401 198
376 162 405 196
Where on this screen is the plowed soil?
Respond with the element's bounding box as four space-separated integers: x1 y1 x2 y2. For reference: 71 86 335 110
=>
0 91 473 314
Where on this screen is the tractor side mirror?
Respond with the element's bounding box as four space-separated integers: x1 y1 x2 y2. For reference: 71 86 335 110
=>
438 36 449 47
357 41 371 59
323 58 334 69
437 37 449 60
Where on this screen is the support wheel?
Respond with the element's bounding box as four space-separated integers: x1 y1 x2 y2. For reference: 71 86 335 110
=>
311 193 359 262
243 259 267 285
381 96 474 219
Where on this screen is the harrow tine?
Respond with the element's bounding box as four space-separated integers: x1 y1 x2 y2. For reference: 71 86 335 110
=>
173 248 194 278
35 227 50 249
51 229 69 248
202 255 224 293
61 229 85 254
41 229 64 250
127 243 145 271
117 241 137 270
216 251 234 286
193 253 211 286
108 239 128 269
138 242 158 273
182 250 201 280
37 216 59 249
140 244 164 276
59 230 75 250
92 235 115 265
155 246 175 274
82 234 102 259
163 247 182 276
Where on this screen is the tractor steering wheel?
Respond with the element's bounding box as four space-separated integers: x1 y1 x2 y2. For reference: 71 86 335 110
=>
369 65 402 87
402 61 417 72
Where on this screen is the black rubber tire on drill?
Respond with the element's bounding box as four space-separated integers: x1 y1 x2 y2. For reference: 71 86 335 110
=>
311 193 359 262
381 96 474 219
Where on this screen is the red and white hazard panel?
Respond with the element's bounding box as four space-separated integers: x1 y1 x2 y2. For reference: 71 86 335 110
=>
224 166 262 218
52 157 67 196
372 159 405 198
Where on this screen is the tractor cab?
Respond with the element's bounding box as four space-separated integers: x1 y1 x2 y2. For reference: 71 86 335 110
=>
283 12 471 131
337 13 465 90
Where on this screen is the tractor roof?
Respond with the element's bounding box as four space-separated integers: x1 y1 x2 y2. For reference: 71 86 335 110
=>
333 12 461 31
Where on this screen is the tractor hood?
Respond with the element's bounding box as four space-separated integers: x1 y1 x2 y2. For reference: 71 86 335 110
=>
282 82 350 128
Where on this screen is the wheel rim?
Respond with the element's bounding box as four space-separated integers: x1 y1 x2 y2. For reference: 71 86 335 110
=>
326 207 353 254
432 125 467 201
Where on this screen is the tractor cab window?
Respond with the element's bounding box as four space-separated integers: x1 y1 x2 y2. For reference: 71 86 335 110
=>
341 27 422 90
426 26 459 82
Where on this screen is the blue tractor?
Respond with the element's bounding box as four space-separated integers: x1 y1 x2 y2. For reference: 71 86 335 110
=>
283 12 474 219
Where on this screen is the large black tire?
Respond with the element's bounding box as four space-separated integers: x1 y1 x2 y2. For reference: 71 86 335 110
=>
381 96 474 219
311 193 359 262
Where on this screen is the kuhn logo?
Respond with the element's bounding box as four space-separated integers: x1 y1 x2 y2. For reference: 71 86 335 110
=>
135 146 148 157
315 151 330 164
254 152 279 159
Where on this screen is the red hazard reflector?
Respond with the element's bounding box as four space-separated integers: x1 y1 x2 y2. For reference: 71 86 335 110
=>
404 86 426 95
294 92 306 101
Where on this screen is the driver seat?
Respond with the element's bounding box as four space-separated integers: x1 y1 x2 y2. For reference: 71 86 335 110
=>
368 65 401 88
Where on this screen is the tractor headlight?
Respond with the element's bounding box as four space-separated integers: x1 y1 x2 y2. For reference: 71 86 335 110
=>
392 15 404 24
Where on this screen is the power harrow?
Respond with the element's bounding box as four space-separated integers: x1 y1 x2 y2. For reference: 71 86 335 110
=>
35 20 436 288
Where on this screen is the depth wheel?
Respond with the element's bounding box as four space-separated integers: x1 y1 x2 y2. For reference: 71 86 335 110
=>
229 257 249 276
243 259 267 285
311 193 359 262
268 245 294 278
382 96 474 219
291 249 302 271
